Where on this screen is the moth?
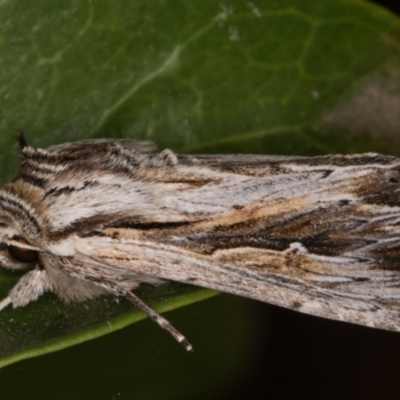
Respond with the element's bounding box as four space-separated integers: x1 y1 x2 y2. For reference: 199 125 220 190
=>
0 138 400 351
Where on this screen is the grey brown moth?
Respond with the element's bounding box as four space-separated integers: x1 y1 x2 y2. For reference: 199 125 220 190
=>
1 138 400 350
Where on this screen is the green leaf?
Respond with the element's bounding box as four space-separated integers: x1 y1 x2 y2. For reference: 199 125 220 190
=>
0 280 218 368
0 0 400 372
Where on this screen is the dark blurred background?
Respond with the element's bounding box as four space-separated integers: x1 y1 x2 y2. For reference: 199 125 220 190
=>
377 0 400 15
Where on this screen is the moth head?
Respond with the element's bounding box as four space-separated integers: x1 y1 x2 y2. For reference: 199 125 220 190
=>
0 190 45 270
0 224 40 270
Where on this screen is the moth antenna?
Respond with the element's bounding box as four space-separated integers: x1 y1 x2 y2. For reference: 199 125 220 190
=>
15 131 28 150
124 291 193 352
0 296 12 312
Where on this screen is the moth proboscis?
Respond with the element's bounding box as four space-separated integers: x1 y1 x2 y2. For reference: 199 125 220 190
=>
1 138 400 351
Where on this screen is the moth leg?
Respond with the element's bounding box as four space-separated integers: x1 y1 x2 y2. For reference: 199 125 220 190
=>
0 297 11 311
56 257 192 351
124 290 193 352
0 268 50 311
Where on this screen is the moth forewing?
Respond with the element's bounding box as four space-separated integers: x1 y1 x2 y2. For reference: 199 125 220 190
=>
72 150 400 331
0 139 400 350
75 217 400 332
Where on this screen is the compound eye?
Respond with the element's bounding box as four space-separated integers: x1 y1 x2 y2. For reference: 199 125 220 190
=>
7 238 39 263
